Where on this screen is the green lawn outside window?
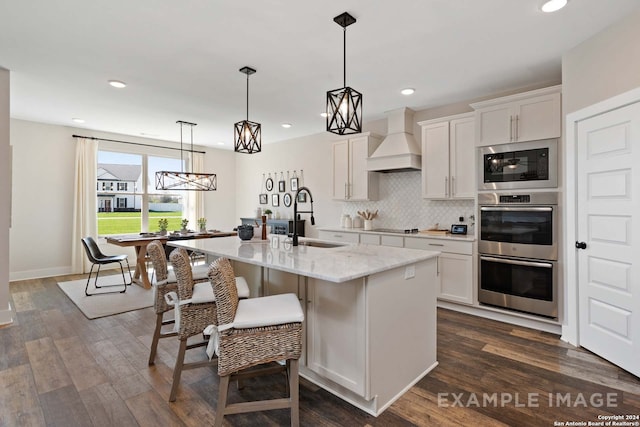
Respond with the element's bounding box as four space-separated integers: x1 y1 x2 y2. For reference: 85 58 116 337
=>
98 211 182 235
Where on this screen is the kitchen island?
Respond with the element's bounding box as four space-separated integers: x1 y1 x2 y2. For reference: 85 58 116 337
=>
169 235 439 416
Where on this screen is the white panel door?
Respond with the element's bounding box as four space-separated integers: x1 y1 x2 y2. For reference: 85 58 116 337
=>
576 101 640 377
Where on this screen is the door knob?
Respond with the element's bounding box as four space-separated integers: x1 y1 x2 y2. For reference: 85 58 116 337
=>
575 241 587 250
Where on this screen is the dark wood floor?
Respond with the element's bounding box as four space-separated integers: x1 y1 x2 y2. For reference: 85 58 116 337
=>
2 274 639 426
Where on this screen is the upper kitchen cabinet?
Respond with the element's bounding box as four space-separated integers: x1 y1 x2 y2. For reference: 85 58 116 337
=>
471 85 561 147
332 132 382 201
419 113 475 199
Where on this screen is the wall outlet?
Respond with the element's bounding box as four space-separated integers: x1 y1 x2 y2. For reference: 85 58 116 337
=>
404 265 415 279
459 216 464 222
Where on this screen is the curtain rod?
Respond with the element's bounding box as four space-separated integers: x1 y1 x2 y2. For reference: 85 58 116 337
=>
72 134 207 154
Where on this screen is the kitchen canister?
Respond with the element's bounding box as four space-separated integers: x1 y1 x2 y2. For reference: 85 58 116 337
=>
344 215 352 228
353 216 363 229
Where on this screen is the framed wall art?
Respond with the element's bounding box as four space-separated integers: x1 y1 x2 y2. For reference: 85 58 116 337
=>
283 193 292 207
272 193 280 206
259 193 268 204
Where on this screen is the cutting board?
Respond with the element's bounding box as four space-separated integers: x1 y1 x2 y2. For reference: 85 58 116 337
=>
419 229 450 235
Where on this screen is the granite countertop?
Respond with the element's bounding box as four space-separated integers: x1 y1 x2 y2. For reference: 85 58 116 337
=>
168 235 439 283
317 226 476 242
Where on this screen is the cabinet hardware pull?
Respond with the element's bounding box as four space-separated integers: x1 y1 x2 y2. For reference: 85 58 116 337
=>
429 243 444 247
509 115 513 142
344 182 348 199
451 176 455 197
333 234 343 238
444 177 448 197
515 114 519 141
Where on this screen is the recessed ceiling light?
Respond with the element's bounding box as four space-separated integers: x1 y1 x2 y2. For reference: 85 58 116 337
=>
320 112 328 118
401 88 415 95
541 0 567 13
72 118 85 123
217 142 225 145
108 80 127 88
281 123 292 128
140 132 159 137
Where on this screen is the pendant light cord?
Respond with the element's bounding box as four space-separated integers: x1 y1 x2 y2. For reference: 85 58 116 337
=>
343 27 347 87
246 72 250 121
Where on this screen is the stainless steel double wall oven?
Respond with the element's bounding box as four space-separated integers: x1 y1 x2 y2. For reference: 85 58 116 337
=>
478 192 559 318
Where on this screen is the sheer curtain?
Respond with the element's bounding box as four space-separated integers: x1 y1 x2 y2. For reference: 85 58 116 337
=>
186 152 205 226
71 137 98 273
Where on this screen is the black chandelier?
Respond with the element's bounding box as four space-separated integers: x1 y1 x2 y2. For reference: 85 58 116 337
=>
326 12 362 135
234 66 261 154
155 120 217 191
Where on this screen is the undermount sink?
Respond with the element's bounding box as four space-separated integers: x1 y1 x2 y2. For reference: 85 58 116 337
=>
297 241 345 248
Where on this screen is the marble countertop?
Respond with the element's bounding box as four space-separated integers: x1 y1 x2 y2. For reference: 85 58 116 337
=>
317 226 476 242
168 235 439 283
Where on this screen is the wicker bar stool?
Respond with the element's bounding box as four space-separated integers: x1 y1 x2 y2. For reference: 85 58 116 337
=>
146 240 212 366
164 248 249 402
208 258 304 427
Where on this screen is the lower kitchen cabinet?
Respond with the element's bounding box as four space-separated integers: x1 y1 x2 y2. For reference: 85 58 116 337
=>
317 230 360 244
306 277 367 396
404 237 475 305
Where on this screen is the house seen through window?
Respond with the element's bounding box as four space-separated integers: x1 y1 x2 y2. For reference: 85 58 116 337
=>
97 150 186 236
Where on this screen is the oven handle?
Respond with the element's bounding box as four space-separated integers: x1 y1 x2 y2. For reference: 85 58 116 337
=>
480 206 553 212
480 255 553 269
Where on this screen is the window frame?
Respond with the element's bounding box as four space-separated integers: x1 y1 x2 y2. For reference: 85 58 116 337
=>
97 142 190 236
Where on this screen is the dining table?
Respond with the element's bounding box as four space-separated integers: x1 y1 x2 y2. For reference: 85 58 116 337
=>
105 231 236 289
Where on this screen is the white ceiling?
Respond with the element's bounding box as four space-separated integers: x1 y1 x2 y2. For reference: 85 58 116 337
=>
1 1 638 148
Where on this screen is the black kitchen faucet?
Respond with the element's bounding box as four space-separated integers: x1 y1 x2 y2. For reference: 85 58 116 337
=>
292 186 315 246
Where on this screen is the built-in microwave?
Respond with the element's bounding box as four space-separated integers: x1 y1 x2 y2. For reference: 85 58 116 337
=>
478 139 557 190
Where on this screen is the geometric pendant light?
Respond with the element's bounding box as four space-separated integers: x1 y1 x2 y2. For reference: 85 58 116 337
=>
234 66 262 154
326 12 363 135
155 120 217 191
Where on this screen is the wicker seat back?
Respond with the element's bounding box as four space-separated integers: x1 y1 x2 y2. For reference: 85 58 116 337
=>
147 240 175 315
207 258 239 326
169 248 195 301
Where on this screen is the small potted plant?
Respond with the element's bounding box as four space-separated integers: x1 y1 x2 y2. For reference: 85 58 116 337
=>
197 217 207 233
180 218 189 234
158 218 169 235
263 209 272 219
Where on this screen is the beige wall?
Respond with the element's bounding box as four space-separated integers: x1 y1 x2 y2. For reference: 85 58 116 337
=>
562 6 640 115
0 68 11 324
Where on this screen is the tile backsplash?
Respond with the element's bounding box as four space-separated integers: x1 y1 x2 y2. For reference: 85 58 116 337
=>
341 171 476 232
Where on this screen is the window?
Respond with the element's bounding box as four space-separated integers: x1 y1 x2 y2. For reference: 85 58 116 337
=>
116 197 127 208
97 150 187 236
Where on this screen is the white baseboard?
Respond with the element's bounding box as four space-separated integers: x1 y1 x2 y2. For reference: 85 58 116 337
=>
10 266 73 282
0 302 13 326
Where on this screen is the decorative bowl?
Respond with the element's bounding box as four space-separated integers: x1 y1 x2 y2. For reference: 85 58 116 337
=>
237 225 254 241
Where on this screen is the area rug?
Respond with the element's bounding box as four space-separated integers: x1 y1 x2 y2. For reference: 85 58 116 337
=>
57 274 153 319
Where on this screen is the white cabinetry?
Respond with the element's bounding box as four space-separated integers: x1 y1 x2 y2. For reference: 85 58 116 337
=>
306 277 367 396
471 85 561 147
359 233 380 245
404 237 475 305
419 113 475 199
317 230 360 244
332 133 382 201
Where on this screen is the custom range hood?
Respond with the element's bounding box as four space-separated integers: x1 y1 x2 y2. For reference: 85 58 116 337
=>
367 107 421 172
